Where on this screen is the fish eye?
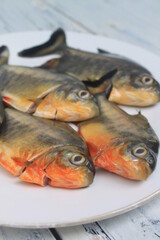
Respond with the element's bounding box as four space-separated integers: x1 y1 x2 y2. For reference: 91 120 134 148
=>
132 146 147 158
70 154 86 165
141 76 154 85
78 90 90 99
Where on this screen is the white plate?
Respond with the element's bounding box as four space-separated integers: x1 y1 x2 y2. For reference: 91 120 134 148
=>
0 31 159 228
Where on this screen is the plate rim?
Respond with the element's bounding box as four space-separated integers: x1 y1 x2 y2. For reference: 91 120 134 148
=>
0 189 159 229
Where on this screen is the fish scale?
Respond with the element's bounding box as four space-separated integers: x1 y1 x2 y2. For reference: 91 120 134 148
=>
1 109 86 150
43 47 115 81
98 98 156 141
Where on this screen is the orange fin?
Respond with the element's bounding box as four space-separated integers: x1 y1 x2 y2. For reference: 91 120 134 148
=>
33 93 57 119
3 96 13 103
19 165 48 186
41 58 59 69
2 94 36 113
0 147 26 176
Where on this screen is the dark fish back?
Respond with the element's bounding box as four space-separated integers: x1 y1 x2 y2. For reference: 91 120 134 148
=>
2 108 87 152
96 94 159 145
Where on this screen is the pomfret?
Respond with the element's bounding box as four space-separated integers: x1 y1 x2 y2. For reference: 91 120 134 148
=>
0 108 95 188
0 65 99 121
78 94 159 180
18 28 160 107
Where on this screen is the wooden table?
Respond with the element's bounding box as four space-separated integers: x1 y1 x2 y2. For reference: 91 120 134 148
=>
0 0 160 239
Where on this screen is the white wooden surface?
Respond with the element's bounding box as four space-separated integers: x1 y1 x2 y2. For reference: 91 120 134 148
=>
0 0 160 239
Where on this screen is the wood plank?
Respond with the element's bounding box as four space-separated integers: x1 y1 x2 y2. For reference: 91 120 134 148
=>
0 0 87 33
1 0 160 54
139 196 160 236
57 196 160 240
0 227 56 240
45 0 160 54
56 225 91 240
97 209 159 239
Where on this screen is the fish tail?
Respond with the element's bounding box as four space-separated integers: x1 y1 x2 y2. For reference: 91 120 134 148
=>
18 28 66 57
0 45 9 65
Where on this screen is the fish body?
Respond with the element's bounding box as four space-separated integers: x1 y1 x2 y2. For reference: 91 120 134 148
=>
0 108 95 188
78 94 159 180
18 28 160 107
0 65 99 121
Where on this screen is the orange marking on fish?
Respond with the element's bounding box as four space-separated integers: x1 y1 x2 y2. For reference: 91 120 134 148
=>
3 96 13 103
42 59 59 68
94 144 151 180
78 127 112 161
0 151 26 176
46 161 87 189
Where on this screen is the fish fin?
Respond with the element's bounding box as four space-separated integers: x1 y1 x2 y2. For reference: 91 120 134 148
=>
0 146 26 176
33 103 57 119
40 58 60 69
33 93 57 119
99 69 117 83
82 69 117 88
131 111 149 127
18 28 66 57
98 48 132 61
19 165 48 186
0 45 9 65
2 93 37 113
105 83 113 99
97 48 111 54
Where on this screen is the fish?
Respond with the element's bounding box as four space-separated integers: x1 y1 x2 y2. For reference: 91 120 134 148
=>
0 108 95 188
0 65 99 122
0 46 9 65
18 28 160 107
78 94 159 180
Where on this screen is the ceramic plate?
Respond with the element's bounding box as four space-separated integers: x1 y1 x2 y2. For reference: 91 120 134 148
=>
0 31 159 228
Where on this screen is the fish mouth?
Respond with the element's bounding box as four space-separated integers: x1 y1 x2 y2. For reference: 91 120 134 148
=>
115 161 152 180
52 103 99 122
47 165 95 189
158 87 160 101
86 160 96 176
154 81 160 101
109 87 160 106
128 161 152 180
44 148 95 189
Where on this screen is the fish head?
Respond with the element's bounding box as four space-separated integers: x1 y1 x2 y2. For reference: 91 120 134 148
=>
109 70 160 106
55 83 100 121
35 83 99 121
99 139 159 180
46 146 95 188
